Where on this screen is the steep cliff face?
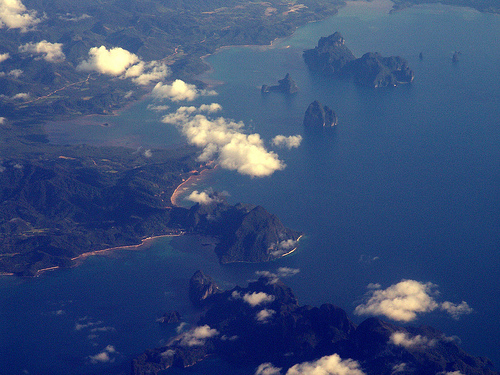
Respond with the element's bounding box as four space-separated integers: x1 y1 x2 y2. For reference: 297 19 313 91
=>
303 32 356 75
303 32 414 87
303 100 338 128
345 52 414 87
189 270 222 306
133 273 499 375
187 200 302 263
261 73 299 94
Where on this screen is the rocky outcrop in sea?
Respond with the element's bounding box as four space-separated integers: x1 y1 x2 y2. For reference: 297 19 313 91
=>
261 73 299 94
186 197 302 263
303 100 338 127
303 32 414 87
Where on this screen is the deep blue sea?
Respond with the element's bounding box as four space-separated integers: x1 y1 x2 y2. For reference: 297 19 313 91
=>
3 1 500 374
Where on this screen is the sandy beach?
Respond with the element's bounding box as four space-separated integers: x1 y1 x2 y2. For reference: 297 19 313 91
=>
170 166 216 206
27 233 182 277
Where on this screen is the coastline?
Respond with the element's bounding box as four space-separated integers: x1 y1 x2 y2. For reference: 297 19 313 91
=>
281 234 304 258
170 166 216 206
221 234 304 264
6 166 213 278
31 233 181 278
30 162 215 277
196 33 301 86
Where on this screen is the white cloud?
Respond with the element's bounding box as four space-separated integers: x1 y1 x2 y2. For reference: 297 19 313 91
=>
132 146 153 158
124 60 170 85
242 292 275 307
0 0 42 31
440 301 473 320
187 190 216 205
89 345 117 364
269 239 299 257
0 52 9 63
147 103 170 112
58 13 91 22
220 334 238 341
256 309 276 322
256 267 300 284
286 354 365 375
255 363 282 375
77 46 169 85
161 349 176 358
178 325 219 347
78 46 139 75
279 240 297 251
276 267 300 277
12 92 29 100
0 117 6 124
354 280 438 322
359 255 380 265
75 320 102 331
354 280 473 322
152 80 197 102
8 69 22 78
391 363 407 374
90 326 116 333
232 291 276 307
19 40 65 62
272 135 302 149
176 322 188 334
162 104 285 177
152 79 217 102
389 332 436 349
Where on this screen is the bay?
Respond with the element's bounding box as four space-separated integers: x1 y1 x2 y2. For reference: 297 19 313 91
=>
2 1 499 374
178 0 500 368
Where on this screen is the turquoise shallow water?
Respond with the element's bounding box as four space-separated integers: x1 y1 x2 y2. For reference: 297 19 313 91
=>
3 1 500 373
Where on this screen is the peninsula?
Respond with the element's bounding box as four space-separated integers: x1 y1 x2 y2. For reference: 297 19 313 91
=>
0 135 301 276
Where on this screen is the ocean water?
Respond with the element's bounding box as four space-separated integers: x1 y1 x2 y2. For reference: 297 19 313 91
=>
2 1 500 374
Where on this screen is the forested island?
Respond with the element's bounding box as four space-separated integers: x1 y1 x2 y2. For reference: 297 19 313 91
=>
303 32 414 87
132 271 499 375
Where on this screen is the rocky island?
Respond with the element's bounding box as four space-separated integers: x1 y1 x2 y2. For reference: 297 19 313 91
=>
261 73 299 94
303 100 338 127
303 32 356 76
303 32 414 87
132 271 499 375
186 195 302 264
